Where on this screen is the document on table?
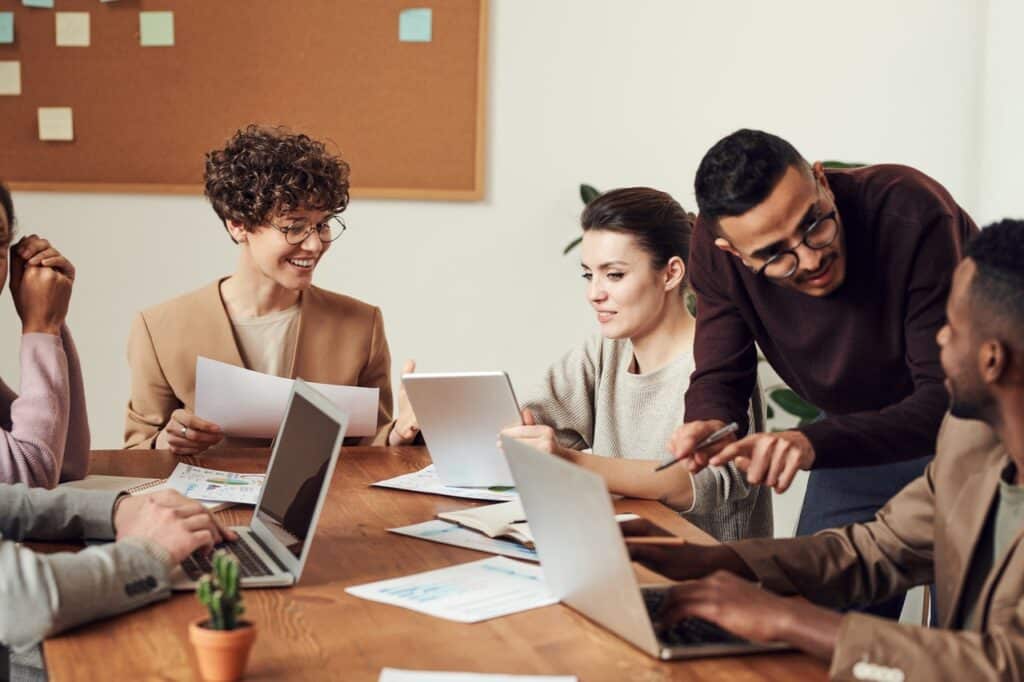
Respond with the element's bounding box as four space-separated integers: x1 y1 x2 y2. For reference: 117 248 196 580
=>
165 463 264 504
389 520 540 562
194 356 378 438
380 670 576 682
373 465 518 502
346 556 556 623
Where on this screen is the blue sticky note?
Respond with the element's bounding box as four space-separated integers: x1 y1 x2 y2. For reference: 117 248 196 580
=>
139 11 174 47
22 0 55 8
0 13 13 44
399 8 432 43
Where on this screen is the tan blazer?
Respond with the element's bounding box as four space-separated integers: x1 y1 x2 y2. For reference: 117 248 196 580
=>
731 415 1024 681
124 280 394 449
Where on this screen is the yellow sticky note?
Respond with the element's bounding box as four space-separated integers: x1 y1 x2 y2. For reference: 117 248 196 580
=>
38 107 74 141
0 61 21 96
56 12 90 47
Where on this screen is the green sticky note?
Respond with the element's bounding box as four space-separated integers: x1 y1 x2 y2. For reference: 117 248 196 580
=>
399 8 432 43
0 13 13 44
139 11 174 47
22 0 54 8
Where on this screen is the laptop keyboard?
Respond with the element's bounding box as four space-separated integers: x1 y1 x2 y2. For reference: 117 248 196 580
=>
181 538 274 581
642 589 746 646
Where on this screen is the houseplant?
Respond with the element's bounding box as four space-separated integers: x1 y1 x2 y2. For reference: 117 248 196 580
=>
188 551 257 681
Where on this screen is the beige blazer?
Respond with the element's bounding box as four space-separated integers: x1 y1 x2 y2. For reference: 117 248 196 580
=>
730 415 1024 680
124 280 393 449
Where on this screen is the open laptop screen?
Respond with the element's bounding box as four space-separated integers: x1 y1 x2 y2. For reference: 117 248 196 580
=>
255 390 342 558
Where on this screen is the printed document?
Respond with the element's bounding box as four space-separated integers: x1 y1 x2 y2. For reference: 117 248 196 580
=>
346 556 556 623
373 465 518 502
195 356 378 438
389 520 539 562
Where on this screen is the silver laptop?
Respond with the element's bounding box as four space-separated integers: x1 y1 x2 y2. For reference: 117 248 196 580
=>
501 435 790 660
171 379 348 589
401 371 521 487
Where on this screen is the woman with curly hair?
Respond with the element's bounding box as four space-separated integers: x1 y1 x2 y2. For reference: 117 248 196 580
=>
124 126 407 453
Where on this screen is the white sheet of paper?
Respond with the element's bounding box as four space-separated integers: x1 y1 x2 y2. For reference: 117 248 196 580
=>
38 107 73 141
346 556 556 623
55 12 89 46
380 671 576 682
165 463 264 504
194 356 378 438
0 61 21 95
390 520 539 562
372 465 518 502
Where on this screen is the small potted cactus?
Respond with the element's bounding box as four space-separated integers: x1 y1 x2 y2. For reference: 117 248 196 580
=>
188 551 257 681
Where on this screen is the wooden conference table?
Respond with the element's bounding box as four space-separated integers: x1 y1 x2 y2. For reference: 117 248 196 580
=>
42 447 827 681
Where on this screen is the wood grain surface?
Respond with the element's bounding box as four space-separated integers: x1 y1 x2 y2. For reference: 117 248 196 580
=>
41 447 828 681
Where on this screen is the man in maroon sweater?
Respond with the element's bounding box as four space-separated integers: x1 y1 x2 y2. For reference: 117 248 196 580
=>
670 129 976 618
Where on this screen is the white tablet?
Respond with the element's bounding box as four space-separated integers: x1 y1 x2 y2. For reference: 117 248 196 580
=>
401 371 522 487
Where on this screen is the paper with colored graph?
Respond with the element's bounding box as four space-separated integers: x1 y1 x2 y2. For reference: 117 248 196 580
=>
389 520 540 562
346 556 556 622
166 463 264 504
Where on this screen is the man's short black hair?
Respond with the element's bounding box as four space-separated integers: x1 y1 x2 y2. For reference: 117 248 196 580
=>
694 129 809 226
966 219 1024 342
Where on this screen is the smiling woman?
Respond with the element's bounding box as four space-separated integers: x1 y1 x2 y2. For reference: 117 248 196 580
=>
123 126 397 454
501 187 773 542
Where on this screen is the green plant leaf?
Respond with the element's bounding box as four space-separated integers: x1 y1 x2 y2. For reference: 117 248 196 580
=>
768 388 821 421
562 236 582 255
580 183 600 205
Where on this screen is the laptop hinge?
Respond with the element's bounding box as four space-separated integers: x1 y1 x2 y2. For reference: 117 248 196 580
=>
247 528 290 573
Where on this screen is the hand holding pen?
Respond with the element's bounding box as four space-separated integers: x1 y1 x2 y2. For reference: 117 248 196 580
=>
656 421 739 473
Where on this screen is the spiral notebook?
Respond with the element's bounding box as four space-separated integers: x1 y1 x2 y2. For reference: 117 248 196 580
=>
63 474 235 511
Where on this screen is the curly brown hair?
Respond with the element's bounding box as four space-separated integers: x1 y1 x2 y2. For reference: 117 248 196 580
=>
204 125 351 238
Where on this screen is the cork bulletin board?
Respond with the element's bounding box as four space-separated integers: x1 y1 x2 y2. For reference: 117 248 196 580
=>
0 0 488 200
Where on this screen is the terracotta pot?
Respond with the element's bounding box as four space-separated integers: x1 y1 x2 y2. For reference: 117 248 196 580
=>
188 618 257 681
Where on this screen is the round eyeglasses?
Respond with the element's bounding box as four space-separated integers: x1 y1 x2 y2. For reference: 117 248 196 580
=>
272 215 347 245
755 210 839 280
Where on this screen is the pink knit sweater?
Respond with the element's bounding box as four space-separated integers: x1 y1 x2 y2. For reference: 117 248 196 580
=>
0 328 90 487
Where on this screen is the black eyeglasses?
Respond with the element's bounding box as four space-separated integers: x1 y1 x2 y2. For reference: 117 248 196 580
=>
271 215 347 245
755 210 839 280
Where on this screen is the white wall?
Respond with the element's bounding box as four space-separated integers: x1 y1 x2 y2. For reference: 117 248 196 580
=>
977 0 1024 225
0 1 987 547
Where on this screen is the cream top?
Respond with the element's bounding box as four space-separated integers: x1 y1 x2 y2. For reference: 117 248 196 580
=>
229 304 301 377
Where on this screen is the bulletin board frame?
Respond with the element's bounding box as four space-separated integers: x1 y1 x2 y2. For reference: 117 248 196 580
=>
0 1 489 201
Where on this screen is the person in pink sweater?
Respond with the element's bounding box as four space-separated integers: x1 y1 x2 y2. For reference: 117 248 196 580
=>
0 182 89 487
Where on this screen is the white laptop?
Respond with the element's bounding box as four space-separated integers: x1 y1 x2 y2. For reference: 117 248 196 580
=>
500 435 791 660
401 371 522 487
170 379 348 589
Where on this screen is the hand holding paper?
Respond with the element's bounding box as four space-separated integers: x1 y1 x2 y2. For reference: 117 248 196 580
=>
194 356 379 438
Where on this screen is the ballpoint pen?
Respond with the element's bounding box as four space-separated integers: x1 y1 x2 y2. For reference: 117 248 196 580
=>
654 421 739 472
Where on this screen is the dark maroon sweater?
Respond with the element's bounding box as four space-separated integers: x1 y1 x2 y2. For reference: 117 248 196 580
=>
684 164 977 468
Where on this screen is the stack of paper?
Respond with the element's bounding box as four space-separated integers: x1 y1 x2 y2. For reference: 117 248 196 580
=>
373 465 518 502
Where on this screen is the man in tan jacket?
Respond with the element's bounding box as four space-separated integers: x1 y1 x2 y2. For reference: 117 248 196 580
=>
627 218 1024 680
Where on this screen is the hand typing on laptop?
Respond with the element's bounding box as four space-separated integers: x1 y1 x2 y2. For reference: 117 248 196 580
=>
114 489 237 563
624 521 840 660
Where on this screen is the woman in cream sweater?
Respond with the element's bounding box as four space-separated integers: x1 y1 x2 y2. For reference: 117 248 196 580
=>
502 187 771 541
